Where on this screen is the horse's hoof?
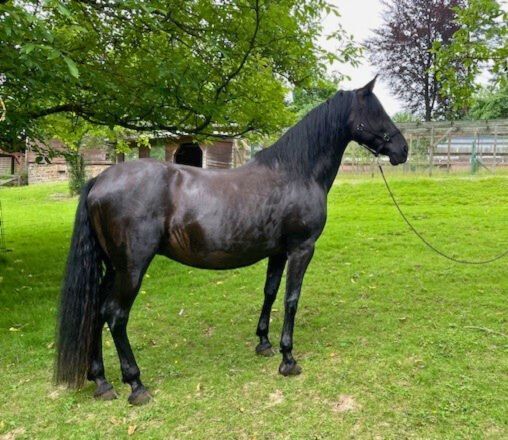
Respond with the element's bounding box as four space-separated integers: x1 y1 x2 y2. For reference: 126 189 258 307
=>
128 387 152 406
279 361 302 376
256 343 275 357
94 383 118 401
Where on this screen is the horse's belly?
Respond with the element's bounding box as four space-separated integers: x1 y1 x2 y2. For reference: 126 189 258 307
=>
161 221 282 270
163 248 270 270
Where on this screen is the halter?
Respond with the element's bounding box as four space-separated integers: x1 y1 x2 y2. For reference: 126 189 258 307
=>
355 121 401 156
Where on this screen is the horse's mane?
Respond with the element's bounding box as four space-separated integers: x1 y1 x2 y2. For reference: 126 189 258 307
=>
254 90 353 179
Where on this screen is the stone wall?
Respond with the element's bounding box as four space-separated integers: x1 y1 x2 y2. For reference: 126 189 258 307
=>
28 162 69 184
86 164 112 179
28 163 112 184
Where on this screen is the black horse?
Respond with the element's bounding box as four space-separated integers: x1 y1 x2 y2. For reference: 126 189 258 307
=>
56 77 408 405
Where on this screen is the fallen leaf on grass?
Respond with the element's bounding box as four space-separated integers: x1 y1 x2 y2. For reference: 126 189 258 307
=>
128 425 137 435
109 417 122 426
48 389 62 400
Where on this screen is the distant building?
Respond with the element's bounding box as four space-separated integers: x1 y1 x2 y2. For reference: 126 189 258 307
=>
121 134 250 169
435 135 508 166
1 135 250 185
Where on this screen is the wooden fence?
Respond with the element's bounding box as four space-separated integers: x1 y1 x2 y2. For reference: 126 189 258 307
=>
341 119 508 175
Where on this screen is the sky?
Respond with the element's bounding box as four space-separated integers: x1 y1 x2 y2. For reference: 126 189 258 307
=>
319 0 403 115
320 0 508 116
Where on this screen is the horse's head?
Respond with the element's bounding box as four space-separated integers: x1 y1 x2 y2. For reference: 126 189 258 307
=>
349 76 408 165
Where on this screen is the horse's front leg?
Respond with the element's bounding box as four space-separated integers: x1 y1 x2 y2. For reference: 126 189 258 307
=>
255 253 287 356
279 242 315 376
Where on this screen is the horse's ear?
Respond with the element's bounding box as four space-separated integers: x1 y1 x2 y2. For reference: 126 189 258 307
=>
358 75 378 97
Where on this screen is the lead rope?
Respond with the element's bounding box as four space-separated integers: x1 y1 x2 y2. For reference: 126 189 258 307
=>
377 163 508 265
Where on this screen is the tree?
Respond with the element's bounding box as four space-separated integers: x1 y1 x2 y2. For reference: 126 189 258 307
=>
392 112 422 123
0 0 360 152
366 0 464 121
291 77 339 118
433 0 507 116
469 82 508 120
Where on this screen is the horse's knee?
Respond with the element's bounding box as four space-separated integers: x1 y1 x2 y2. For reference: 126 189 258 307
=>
284 298 298 314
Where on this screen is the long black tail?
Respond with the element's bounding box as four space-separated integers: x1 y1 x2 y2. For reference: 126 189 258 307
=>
55 178 106 388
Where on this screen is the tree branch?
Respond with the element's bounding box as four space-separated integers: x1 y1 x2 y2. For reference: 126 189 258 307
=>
214 0 260 102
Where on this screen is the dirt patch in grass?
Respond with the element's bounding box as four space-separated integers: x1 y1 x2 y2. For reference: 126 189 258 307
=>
332 394 360 413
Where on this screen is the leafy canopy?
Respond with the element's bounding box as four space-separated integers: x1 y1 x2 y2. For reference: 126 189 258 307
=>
0 0 360 151
433 0 508 116
366 0 463 121
470 82 508 120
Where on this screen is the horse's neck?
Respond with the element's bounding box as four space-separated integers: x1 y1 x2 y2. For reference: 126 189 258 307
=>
312 136 350 191
255 91 353 190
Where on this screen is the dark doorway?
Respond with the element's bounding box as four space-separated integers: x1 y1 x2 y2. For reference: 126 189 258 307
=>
174 143 203 167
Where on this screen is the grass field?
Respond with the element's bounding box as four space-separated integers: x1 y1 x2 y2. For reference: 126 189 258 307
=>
0 174 507 439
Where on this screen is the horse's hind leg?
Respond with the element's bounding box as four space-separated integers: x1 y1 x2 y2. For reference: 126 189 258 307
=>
87 268 117 400
102 266 152 405
255 254 287 356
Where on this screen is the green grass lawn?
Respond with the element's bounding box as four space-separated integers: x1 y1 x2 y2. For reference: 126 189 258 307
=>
0 174 507 439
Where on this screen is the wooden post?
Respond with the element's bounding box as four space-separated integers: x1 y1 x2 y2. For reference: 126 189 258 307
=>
404 134 412 174
493 125 498 172
165 143 177 162
478 129 482 162
429 127 434 177
24 138 30 185
139 145 150 158
116 152 125 163
447 135 451 173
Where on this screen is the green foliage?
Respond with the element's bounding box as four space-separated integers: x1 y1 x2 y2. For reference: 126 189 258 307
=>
366 0 463 121
433 0 508 117
249 77 340 148
0 0 361 151
291 77 339 118
392 112 423 123
0 176 507 437
67 151 85 196
469 82 508 119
